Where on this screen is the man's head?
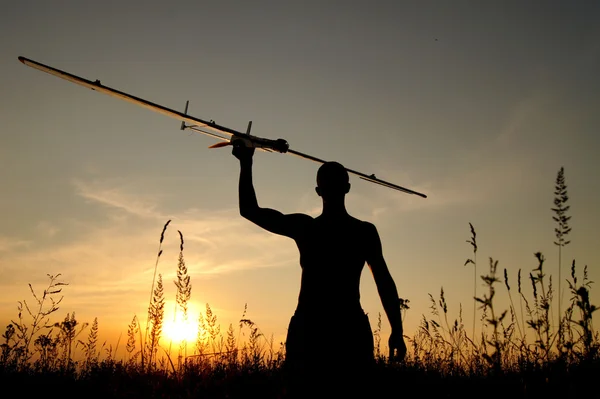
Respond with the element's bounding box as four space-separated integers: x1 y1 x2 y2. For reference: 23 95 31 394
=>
316 162 350 198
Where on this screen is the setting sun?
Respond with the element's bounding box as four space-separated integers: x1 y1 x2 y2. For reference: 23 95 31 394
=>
163 310 199 344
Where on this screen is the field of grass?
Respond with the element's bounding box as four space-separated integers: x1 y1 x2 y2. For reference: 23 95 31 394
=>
1 169 598 398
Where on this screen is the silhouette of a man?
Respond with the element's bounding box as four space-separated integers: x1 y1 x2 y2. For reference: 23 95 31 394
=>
232 144 406 396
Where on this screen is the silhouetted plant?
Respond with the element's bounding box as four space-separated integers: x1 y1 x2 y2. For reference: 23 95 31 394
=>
174 230 191 366
146 274 165 369
196 310 209 357
373 312 382 359
175 231 191 318
225 323 238 364
78 317 99 368
503 268 523 342
239 318 263 366
517 269 527 343
204 303 220 354
526 252 555 360
9 274 66 367
399 297 410 321
144 219 171 369
465 222 478 343
475 257 507 371
55 312 87 370
126 315 140 366
552 166 571 342
411 289 471 374
1 324 17 368
565 261 598 358
33 331 59 371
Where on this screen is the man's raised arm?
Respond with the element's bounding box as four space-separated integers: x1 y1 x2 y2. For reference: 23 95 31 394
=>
233 144 259 218
232 144 305 237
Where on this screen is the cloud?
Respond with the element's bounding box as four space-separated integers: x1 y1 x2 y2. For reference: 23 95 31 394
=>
2 212 296 285
346 170 476 221
35 221 60 238
2 177 300 290
0 236 30 252
0 176 304 332
495 88 555 149
68 176 308 276
359 84 579 223
347 135 546 224
72 178 167 220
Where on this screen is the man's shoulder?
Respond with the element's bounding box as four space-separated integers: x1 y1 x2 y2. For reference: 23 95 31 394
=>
349 216 376 228
345 217 379 236
285 213 315 223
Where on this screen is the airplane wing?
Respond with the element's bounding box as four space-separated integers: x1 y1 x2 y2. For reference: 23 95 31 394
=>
19 56 427 198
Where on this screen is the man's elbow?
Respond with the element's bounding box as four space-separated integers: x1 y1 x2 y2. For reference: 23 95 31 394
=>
239 207 251 220
239 205 258 221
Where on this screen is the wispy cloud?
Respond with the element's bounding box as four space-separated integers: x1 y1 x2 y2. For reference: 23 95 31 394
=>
2 176 299 289
495 88 555 149
0 236 30 252
72 178 167 220
346 169 476 222
350 132 545 224
0 176 302 331
365 83 578 223
35 221 60 238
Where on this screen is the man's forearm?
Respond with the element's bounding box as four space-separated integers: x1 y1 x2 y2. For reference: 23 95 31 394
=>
380 283 403 333
239 160 259 217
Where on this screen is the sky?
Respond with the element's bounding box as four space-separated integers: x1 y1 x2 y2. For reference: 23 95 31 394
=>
1 1 599 357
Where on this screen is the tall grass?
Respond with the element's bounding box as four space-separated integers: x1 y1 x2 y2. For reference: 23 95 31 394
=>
1 168 599 397
552 166 571 343
173 230 191 366
465 222 478 343
143 219 171 370
1 227 598 397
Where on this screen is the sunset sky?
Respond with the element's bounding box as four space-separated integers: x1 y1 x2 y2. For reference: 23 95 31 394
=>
1 1 599 355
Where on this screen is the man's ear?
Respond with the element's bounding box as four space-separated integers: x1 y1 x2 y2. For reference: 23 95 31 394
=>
345 183 351 194
315 187 322 197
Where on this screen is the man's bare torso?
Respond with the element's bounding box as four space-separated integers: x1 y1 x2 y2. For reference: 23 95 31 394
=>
289 214 373 315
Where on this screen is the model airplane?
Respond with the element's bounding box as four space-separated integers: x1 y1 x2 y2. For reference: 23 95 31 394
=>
18 56 426 198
